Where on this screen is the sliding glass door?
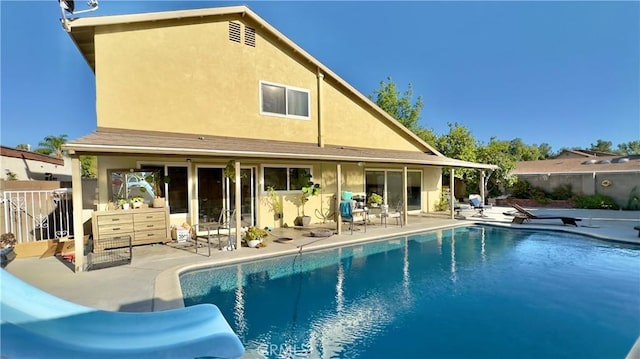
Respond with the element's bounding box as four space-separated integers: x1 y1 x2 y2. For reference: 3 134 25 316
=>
197 167 255 225
365 170 422 211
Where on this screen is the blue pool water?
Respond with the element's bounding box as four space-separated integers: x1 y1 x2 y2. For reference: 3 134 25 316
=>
180 226 640 358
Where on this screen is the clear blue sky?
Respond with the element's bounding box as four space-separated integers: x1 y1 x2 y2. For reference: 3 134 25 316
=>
2 1 638 153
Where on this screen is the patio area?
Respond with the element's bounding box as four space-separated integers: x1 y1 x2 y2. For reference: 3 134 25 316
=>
4 206 639 313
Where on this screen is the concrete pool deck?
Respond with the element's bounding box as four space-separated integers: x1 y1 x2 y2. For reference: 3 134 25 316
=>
5 206 638 314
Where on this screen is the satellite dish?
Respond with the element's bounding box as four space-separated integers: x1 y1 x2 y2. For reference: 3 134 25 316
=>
59 0 99 31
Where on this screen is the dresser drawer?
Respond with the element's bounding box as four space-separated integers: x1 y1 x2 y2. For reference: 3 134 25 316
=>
98 223 134 236
134 220 165 231
134 229 167 244
134 211 166 223
97 214 133 226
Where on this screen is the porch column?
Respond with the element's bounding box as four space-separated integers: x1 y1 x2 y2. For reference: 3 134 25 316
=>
450 168 455 220
234 160 242 250
317 71 325 148
402 166 408 225
480 170 486 205
336 163 342 235
71 154 84 272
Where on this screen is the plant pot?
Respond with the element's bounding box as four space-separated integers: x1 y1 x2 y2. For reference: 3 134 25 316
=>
153 198 166 208
294 215 311 227
132 202 142 209
121 203 130 210
247 239 262 248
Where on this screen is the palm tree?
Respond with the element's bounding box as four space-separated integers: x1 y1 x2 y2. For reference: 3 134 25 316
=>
37 134 69 159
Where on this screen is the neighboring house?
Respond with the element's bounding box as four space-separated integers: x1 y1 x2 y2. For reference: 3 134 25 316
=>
513 150 640 207
554 149 618 159
0 146 72 183
61 6 493 272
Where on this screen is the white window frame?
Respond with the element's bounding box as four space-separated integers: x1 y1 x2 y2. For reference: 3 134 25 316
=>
259 81 310 120
261 164 313 192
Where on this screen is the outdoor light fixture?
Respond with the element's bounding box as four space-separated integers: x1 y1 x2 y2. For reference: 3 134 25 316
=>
59 0 99 32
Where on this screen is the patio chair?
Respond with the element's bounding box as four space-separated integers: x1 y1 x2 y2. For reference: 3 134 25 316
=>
511 203 581 226
380 203 403 227
340 200 367 234
192 209 236 256
469 195 490 217
0 270 245 359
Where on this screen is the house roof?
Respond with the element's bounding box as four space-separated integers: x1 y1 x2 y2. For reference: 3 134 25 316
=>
63 128 496 170
63 5 444 157
0 146 64 166
513 155 640 175
556 149 619 158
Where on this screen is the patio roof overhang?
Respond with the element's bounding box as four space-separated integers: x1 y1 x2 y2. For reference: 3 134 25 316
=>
63 128 497 170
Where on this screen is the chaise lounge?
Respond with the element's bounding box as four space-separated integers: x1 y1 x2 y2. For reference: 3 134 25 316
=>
511 203 582 227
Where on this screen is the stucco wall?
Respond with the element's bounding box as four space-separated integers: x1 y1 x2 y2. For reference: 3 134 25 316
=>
1 156 72 182
93 16 426 152
517 172 640 208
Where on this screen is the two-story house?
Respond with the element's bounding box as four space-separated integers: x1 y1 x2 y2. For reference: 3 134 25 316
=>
62 6 493 272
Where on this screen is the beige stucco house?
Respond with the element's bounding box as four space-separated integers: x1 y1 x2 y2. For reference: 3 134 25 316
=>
62 6 493 272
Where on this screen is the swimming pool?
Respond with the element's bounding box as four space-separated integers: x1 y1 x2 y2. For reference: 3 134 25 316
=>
180 226 640 358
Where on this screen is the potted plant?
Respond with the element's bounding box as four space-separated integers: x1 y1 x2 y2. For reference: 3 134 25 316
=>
145 172 170 208
294 179 320 226
368 193 383 207
265 186 284 222
131 196 145 209
243 226 268 248
224 160 246 183
117 198 130 210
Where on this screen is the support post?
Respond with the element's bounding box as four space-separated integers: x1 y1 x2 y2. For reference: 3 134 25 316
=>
450 168 455 220
336 163 342 234
71 155 84 272
402 166 408 225
234 160 242 250
480 170 486 205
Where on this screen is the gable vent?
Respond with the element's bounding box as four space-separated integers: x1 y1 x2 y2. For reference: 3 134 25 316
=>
244 26 256 47
229 22 241 43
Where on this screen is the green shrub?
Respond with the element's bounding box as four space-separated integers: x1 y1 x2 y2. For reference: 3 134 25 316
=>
574 194 619 210
626 186 640 210
509 180 549 201
550 184 574 200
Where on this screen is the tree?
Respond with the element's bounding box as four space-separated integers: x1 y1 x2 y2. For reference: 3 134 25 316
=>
36 134 68 158
80 156 97 178
617 140 640 155
509 138 541 161
537 143 553 159
370 76 424 132
436 122 478 180
589 139 614 153
477 138 517 196
15 144 30 151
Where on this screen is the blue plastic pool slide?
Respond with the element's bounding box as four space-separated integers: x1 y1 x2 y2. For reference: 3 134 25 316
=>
0 270 245 358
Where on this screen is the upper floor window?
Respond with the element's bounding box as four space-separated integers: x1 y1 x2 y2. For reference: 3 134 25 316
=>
260 81 310 119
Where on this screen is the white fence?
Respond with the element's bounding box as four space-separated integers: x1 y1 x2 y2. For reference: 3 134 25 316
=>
1 189 73 243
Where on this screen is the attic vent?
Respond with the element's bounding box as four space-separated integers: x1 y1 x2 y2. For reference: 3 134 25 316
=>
615 157 630 163
229 22 241 43
597 159 612 164
582 159 597 165
244 26 256 47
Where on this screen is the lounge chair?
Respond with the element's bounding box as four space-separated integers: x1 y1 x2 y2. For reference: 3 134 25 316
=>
340 200 367 234
469 196 490 217
511 203 582 226
0 270 245 359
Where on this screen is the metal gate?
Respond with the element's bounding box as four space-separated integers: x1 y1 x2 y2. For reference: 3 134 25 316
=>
1 189 73 243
